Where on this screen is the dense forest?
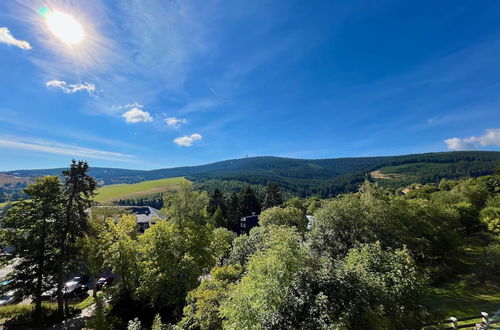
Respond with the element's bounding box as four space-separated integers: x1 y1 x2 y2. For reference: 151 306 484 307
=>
2 151 499 203
0 161 499 328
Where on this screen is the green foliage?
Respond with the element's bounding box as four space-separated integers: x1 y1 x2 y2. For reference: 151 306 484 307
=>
220 226 308 329
208 206 225 228
329 243 425 329
180 265 243 329
105 215 141 292
86 295 110 330
259 206 308 232
1 176 62 318
137 220 214 319
162 181 209 226
475 243 500 282
262 182 283 210
479 206 500 233
210 227 236 265
115 192 165 209
207 188 225 216
238 186 261 217
283 196 305 212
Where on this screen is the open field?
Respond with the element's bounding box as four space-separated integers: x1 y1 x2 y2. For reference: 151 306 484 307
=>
94 177 188 204
370 170 406 180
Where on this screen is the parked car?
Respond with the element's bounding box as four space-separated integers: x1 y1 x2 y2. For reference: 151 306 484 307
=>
42 275 90 300
95 276 114 291
0 290 18 306
41 287 57 301
64 279 88 298
67 275 89 286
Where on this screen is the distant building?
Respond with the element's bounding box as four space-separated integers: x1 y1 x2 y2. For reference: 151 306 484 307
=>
87 206 166 233
239 214 259 235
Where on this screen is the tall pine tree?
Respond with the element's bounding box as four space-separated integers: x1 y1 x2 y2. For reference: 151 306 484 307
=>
55 160 96 317
262 182 283 210
2 176 62 322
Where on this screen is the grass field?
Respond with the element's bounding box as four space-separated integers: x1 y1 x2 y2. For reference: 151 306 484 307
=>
94 177 188 204
424 277 500 318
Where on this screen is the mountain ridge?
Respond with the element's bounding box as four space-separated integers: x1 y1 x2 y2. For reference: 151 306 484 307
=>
1 151 499 198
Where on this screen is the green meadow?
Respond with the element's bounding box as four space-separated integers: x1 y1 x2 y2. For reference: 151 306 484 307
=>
94 177 188 204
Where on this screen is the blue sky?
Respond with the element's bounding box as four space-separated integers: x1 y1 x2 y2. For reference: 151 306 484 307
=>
0 0 499 170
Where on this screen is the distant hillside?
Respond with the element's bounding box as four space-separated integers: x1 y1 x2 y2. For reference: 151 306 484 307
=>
2 151 500 199
94 177 187 204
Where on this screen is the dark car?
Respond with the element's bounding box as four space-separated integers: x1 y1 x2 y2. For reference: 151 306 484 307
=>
63 275 89 298
95 276 114 291
63 281 88 298
41 287 57 301
0 289 19 306
68 275 89 285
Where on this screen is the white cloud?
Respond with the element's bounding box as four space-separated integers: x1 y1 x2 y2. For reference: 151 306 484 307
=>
445 128 500 150
0 137 135 161
173 133 202 147
165 117 187 128
46 80 95 94
122 107 153 123
113 102 143 110
0 27 31 50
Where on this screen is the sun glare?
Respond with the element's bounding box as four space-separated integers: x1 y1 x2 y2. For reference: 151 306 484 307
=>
46 11 85 45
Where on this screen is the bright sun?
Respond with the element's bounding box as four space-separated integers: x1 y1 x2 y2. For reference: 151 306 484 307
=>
46 11 85 45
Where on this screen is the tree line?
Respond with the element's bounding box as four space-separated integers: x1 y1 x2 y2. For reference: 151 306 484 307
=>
0 163 499 328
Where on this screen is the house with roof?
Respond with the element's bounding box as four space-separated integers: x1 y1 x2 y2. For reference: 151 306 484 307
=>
87 206 166 233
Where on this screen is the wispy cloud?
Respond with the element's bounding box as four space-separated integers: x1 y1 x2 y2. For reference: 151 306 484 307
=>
0 136 135 162
122 107 153 123
165 117 187 128
445 128 500 150
173 133 202 147
0 27 31 50
46 80 96 94
178 99 218 114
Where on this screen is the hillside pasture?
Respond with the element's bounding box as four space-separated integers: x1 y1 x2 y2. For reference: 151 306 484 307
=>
94 177 188 204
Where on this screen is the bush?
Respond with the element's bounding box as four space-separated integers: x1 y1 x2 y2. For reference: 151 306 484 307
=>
475 243 500 282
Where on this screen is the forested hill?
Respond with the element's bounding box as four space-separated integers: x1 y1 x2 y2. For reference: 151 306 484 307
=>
2 151 500 198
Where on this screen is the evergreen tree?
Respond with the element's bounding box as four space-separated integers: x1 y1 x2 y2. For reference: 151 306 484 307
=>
209 206 226 228
55 160 97 317
226 193 242 232
262 182 283 210
238 186 261 217
1 176 62 322
208 188 226 216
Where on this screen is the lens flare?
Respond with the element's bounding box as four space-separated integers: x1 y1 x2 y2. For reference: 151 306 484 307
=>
46 11 85 45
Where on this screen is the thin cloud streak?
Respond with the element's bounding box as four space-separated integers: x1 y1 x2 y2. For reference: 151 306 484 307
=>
0 137 136 162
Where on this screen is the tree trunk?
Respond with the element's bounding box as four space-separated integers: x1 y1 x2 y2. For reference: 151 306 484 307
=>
91 274 97 298
34 218 46 322
56 270 64 318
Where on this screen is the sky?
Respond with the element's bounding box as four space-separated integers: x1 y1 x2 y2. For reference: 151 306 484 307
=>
0 0 499 171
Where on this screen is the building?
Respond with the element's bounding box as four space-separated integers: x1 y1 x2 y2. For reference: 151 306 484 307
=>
87 206 166 233
239 214 259 235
